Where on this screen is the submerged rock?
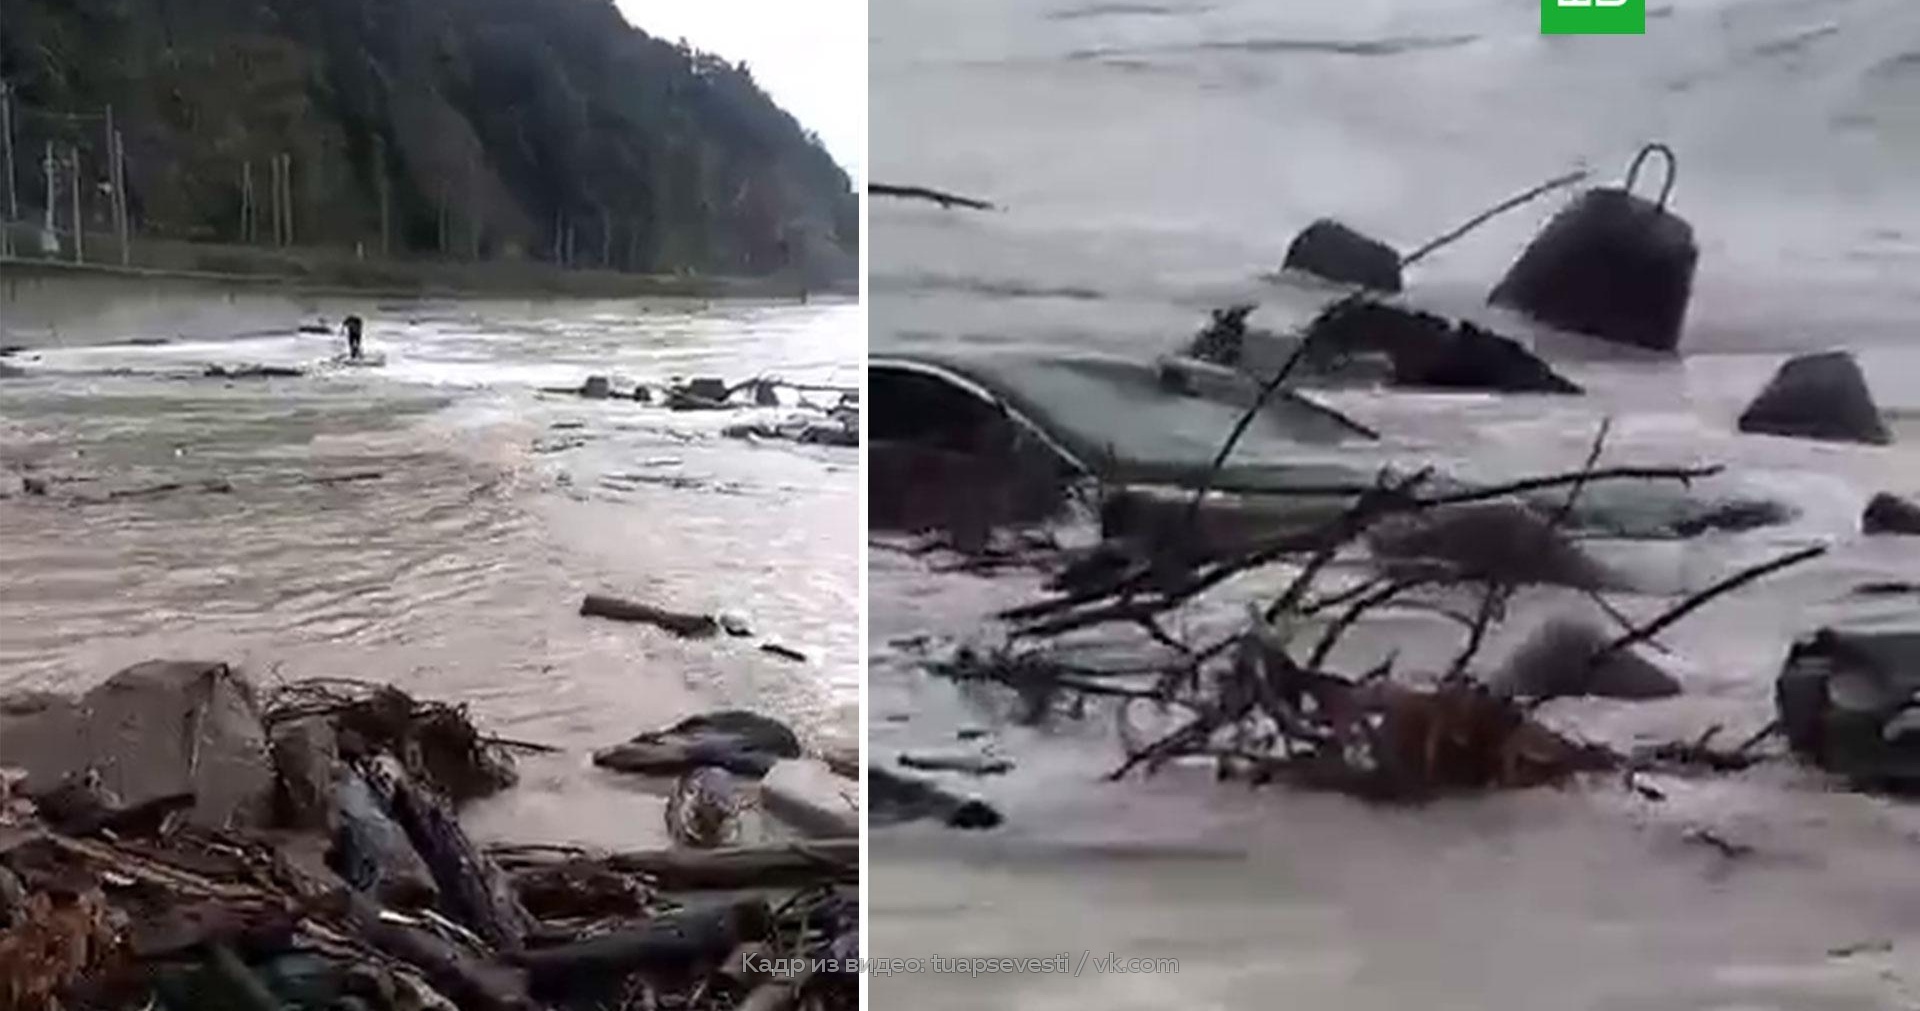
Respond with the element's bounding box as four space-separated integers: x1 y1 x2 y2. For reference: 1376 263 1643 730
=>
869 766 1002 830
593 710 802 778
668 377 732 410
269 717 340 833
1776 625 1920 791
206 364 305 380
1494 617 1682 700
665 767 743 848
0 661 277 830
1306 299 1581 395
1283 220 1403 293
898 751 1014 776
1863 493 1920 536
1366 501 1614 589
1737 351 1892 445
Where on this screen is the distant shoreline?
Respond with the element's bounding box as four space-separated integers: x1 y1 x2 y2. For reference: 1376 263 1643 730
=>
0 248 854 303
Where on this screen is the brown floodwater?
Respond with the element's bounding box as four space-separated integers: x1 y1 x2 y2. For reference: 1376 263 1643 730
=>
0 279 861 851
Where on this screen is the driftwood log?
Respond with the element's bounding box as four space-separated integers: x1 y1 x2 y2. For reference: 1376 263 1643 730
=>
580 594 721 638
513 898 773 994
370 758 534 955
491 840 858 891
868 183 994 211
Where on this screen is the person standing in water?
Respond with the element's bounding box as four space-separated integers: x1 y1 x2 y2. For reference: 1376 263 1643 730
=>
342 315 364 361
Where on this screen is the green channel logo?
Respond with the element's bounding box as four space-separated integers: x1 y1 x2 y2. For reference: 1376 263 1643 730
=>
1542 0 1646 35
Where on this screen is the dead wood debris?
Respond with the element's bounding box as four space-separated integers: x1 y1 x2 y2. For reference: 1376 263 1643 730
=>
1 675 856 1011
926 419 1822 803
264 679 523 805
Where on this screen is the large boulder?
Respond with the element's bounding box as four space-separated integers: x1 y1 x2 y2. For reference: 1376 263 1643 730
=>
1493 617 1682 700
1365 501 1615 590
1776 625 1920 791
1306 300 1581 395
668 377 732 410
580 375 613 399
1863 493 1920 536
269 717 340 832
1283 220 1403 293
593 710 802 778
759 759 859 838
868 766 1001 830
0 661 277 830
1737 352 1892 446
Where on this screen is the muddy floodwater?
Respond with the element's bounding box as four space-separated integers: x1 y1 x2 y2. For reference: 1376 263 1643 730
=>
870 0 1920 1005
0 274 861 853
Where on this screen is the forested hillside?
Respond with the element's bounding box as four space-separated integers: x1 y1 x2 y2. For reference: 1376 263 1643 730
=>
0 0 858 283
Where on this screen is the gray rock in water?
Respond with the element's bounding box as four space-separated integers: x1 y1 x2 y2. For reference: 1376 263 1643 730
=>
1863 493 1920 536
1737 351 1892 445
686 378 729 400
665 767 742 848
1494 617 1682 700
759 758 859 838
869 766 1002 830
580 375 613 399
898 751 1014 776
593 710 802 778
1283 220 1403 293
333 766 439 907
1777 625 1920 791
798 422 857 447
1366 501 1614 590
0 661 277 830
719 612 754 637
270 717 340 832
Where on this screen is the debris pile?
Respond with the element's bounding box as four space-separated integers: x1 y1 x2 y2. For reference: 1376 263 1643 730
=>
922 426 1822 803
0 667 857 1011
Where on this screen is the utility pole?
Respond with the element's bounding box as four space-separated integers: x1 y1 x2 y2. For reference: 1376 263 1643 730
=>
374 136 391 257
106 106 128 265
241 160 254 244
280 153 293 248
0 4 10 255
269 157 282 247
41 142 53 238
601 208 612 268
68 145 82 263
117 130 129 262
466 150 480 261
1 82 16 257
552 210 563 265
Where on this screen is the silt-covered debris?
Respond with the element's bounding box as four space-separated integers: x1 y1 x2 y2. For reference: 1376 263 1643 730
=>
0 666 856 1011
